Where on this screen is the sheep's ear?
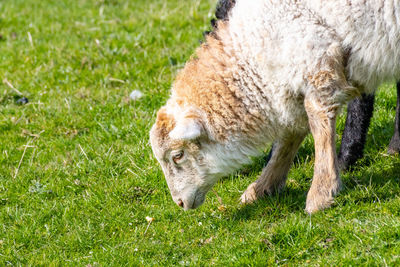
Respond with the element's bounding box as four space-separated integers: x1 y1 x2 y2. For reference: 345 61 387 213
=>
169 117 204 141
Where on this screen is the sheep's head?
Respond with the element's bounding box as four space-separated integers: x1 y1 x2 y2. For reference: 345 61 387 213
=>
150 104 227 210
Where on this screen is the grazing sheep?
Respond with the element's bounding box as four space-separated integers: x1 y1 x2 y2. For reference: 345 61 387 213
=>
150 0 400 213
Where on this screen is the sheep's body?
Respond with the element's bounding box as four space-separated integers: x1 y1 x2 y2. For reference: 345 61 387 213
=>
226 0 331 132
150 0 400 212
305 0 400 92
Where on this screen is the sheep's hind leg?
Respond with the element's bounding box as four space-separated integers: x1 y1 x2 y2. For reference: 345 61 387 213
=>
388 82 400 154
338 93 375 170
240 132 306 204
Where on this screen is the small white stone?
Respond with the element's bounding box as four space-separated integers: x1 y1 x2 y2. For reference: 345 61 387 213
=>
129 90 144 100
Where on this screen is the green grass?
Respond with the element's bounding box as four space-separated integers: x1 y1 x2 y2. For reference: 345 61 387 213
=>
0 0 399 265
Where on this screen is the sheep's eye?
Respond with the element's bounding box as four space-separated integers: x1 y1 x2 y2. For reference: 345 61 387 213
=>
172 151 184 164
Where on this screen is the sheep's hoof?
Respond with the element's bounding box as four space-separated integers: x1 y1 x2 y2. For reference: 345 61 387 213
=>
387 136 400 155
305 188 335 214
387 148 399 155
240 182 259 204
337 156 354 172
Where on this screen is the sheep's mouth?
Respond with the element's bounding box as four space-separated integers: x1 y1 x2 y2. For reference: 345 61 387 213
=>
192 192 206 209
182 191 206 210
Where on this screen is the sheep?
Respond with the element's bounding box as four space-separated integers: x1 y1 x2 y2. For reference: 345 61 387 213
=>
207 0 400 171
150 0 400 213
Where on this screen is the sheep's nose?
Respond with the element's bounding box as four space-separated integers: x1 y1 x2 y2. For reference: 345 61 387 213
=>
177 199 184 208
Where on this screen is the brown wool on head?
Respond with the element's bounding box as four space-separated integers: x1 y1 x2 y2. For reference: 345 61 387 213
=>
170 23 263 141
156 107 175 137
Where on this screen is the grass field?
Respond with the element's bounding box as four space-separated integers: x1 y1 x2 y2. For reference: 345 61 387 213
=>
1 0 400 265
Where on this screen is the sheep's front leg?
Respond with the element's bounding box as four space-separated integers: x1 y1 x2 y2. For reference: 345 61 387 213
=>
304 96 341 214
240 133 306 204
